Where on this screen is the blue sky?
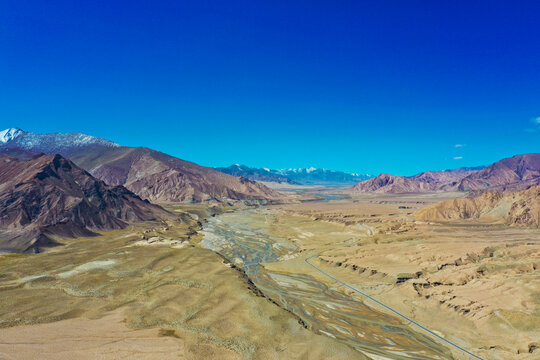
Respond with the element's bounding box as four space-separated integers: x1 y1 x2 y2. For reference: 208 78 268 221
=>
1 1 538 175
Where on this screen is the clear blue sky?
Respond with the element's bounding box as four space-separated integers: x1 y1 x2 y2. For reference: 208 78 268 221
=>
1 1 538 175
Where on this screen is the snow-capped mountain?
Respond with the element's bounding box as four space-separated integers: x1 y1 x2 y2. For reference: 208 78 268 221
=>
0 128 283 203
214 164 298 184
216 164 371 185
0 128 24 143
0 128 120 155
274 167 319 175
274 167 371 184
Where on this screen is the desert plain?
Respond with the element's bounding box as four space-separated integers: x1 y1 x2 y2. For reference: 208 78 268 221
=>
0 195 538 360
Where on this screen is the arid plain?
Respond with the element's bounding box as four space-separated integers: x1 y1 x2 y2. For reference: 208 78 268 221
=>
0 205 362 360
1 194 537 359
264 193 540 359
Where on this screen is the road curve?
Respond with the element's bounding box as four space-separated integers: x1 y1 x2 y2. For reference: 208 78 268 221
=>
304 256 485 360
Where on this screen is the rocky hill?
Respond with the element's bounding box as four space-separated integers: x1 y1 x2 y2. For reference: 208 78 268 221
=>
0 154 170 253
0 129 284 203
415 185 539 227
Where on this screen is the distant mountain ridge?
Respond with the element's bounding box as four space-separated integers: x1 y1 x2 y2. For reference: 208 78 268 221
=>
352 166 483 193
352 173 439 193
0 128 284 203
444 166 485 172
0 128 119 156
215 164 371 185
409 167 483 186
352 154 539 194
214 164 298 184
0 154 170 253
456 153 540 192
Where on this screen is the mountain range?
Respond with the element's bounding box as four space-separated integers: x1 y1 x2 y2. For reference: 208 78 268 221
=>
351 154 539 194
215 164 371 185
455 153 540 192
2 129 538 198
214 164 298 184
0 154 170 253
0 128 283 203
1 127 538 252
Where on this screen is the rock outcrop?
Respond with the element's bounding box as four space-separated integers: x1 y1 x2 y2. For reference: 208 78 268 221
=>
415 186 539 227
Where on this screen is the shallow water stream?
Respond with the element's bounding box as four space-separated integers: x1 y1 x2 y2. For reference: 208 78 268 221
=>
200 210 454 360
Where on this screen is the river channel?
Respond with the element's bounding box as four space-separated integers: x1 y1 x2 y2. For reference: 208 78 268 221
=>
200 209 454 360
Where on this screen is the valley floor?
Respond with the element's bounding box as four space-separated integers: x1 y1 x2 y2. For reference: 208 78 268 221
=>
0 197 538 360
0 206 360 360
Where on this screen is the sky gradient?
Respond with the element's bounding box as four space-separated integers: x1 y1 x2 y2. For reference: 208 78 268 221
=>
1 1 539 175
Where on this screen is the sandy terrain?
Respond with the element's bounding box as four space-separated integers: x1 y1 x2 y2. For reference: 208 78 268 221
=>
0 310 185 360
0 206 362 360
260 194 539 359
2 198 538 359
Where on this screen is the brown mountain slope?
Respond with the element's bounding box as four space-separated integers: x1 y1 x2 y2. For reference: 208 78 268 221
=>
410 168 480 185
69 147 284 203
456 153 540 192
0 154 170 253
351 168 482 194
351 173 439 193
0 129 284 203
415 185 540 227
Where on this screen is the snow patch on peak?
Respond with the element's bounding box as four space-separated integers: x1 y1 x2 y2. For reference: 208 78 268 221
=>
0 129 120 151
62 132 120 147
0 128 23 143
